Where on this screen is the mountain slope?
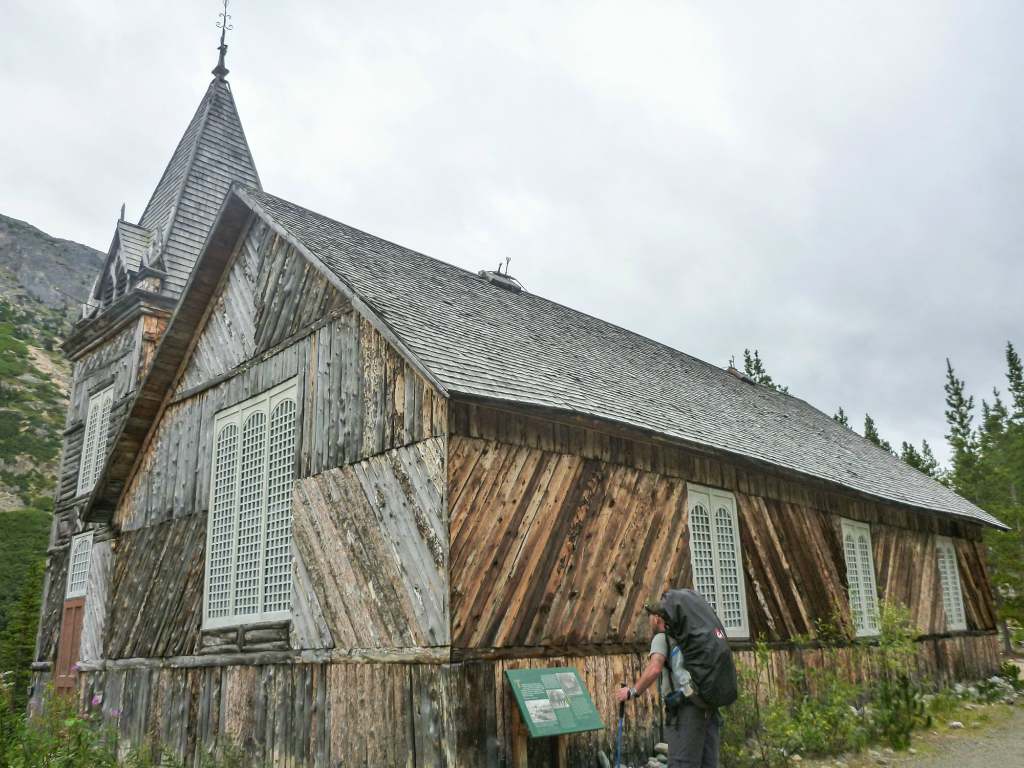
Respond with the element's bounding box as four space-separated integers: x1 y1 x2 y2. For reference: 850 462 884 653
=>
0 213 103 513
0 214 103 651
0 213 104 318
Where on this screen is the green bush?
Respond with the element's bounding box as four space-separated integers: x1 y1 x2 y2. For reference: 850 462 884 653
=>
0 680 258 767
720 602 996 767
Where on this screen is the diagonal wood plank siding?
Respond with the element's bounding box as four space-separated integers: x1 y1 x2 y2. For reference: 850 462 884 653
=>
450 436 690 648
104 514 207 659
176 219 349 394
449 402 998 650
35 546 69 662
292 438 449 649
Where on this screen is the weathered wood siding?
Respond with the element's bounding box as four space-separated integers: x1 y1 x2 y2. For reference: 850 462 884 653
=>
75 633 1000 767
292 438 449 649
176 219 348 395
449 436 689 648
56 324 140 508
104 514 207 659
449 401 997 651
35 547 69 662
80 539 114 662
116 314 445 530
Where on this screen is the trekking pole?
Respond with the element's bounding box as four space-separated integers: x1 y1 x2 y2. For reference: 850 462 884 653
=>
615 683 626 768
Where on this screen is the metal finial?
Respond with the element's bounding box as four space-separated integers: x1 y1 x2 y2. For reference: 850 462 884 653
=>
212 0 233 79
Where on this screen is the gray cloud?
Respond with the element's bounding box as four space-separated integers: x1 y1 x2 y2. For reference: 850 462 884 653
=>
2 0 1021 464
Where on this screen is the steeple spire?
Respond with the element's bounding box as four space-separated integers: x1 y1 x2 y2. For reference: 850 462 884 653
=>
212 0 232 80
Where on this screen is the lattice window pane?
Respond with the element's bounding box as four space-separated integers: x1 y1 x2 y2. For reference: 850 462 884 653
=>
690 502 718 611
857 533 878 632
66 532 93 599
843 532 863 631
687 487 748 638
203 378 297 628
206 424 239 619
937 539 966 631
841 520 878 636
77 386 113 496
234 411 268 617
91 388 113 487
714 506 743 629
263 399 296 614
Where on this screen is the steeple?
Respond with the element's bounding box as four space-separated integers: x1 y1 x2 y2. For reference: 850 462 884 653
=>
212 0 232 80
82 9 260 318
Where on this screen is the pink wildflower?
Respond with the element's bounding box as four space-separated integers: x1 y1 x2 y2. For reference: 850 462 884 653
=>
91 694 102 707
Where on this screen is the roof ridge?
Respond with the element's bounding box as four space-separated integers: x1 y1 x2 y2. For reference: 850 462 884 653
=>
242 189 752 389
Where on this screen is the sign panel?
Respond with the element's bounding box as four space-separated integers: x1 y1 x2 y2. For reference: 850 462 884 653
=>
505 667 605 738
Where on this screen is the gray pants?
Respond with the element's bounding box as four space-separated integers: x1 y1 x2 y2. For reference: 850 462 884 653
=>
665 703 721 768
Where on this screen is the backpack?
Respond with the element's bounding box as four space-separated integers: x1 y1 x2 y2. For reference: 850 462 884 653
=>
659 588 738 709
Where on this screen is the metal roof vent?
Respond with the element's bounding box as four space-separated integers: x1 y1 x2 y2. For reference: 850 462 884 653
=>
478 258 523 294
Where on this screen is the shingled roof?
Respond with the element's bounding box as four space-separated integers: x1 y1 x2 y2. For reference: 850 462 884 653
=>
237 188 1006 530
88 186 1007 530
136 77 261 297
114 220 152 273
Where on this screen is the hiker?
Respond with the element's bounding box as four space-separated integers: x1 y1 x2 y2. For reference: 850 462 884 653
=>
614 590 735 768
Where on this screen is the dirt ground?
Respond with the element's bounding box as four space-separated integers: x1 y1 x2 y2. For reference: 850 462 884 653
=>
902 706 1024 768
805 703 1024 768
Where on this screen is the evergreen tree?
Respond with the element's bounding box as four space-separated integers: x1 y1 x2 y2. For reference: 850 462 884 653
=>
0 558 44 712
900 440 941 478
979 389 1009 455
741 349 789 393
943 358 978 491
833 407 850 428
1006 342 1024 420
863 413 895 454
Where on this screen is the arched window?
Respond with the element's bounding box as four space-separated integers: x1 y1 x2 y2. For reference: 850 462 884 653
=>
687 485 749 638
203 378 297 628
77 385 114 496
840 519 879 636
935 536 967 631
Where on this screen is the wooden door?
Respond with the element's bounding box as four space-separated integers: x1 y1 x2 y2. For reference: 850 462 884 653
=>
53 597 85 694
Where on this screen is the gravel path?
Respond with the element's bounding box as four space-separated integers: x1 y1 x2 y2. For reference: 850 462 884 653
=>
898 706 1024 768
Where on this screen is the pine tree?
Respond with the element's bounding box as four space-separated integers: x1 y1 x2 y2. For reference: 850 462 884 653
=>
863 413 895 454
1006 342 1024 420
979 389 1009 456
0 558 44 712
741 349 789 393
944 358 978 491
900 439 941 478
833 407 850 428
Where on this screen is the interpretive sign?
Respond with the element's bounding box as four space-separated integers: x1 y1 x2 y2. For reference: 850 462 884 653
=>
504 667 605 738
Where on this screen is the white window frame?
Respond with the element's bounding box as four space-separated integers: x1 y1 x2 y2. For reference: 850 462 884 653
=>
840 518 880 637
935 536 967 632
203 378 297 630
687 484 750 639
77 385 114 496
66 531 94 600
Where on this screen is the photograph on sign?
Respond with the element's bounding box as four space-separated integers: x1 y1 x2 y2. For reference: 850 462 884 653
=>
505 667 604 738
557 673 583 697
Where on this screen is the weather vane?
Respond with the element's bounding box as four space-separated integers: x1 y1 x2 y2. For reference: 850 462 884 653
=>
212 0 233 79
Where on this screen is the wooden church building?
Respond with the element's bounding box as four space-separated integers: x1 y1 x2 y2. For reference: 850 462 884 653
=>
33 40 1007 768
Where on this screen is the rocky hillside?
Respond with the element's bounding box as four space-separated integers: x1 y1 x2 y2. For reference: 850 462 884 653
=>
0 213 104 320
0 213 103 512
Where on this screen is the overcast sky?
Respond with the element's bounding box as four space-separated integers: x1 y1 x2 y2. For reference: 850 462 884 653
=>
3 1 1022 465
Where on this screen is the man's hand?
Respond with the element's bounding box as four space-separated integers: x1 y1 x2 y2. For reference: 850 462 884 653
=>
614 686 631 704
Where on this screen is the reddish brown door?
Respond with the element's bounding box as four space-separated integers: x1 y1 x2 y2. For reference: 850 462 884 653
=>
53 597 85 694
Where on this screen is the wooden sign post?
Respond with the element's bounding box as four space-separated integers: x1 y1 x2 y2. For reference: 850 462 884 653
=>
505 667 604 767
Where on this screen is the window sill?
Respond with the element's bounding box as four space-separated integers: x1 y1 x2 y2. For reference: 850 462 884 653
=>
200 619 291 655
